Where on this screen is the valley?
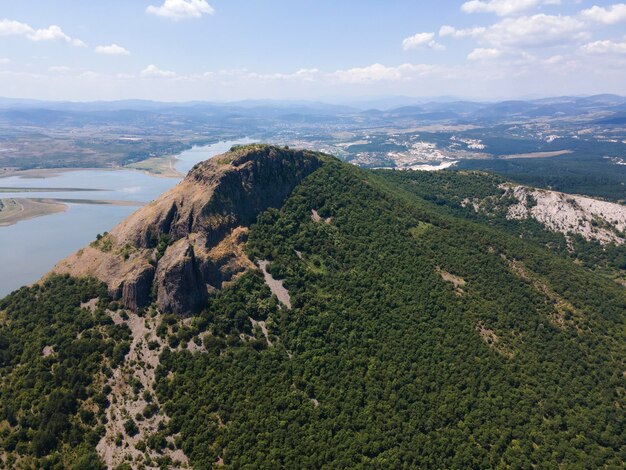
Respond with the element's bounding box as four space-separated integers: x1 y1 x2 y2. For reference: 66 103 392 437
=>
2 95 626 201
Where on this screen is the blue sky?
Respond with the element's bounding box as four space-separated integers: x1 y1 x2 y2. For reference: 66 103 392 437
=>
1 1 626 101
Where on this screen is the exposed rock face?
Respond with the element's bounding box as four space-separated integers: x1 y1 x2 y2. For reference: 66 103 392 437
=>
50 145 323 314
502 184 626 245
155 238 206 314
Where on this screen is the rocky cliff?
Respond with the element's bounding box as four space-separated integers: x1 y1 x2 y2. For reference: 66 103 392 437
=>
49 144 323 314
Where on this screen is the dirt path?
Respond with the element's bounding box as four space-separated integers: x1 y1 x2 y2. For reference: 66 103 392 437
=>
258 260 292 309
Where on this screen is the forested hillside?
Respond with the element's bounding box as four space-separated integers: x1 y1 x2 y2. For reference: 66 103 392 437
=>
0 147 624 468
379 169 626 280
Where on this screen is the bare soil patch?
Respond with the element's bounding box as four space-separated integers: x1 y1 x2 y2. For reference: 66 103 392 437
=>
258 260 292 309
436 267 466 295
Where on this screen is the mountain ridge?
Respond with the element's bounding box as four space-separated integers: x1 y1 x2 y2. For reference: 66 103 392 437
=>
49 145 324 314
0 145 623 468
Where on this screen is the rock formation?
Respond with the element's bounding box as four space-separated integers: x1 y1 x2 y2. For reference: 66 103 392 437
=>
50 144 323 314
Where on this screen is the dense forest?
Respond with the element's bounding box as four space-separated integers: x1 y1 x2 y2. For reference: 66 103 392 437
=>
161 161 625 468
379 169 626 278
0 154 624 468
458 151 626 202
0 276 126 469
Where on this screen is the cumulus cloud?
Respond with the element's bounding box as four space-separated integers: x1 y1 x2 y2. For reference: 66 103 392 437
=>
95 44 130 56
443 13 585 48
0 19 85 46
442 4 626 60
468 47 503 60
147 0 214 20
252 68 322 81
0 20 31 36
581 38 626 54
332 63 438 83
48 65 72 73
580 4 626 24
439 25 486 38
402 32 445 50
483 13 585 47
461 0 561 17
141 64 177 78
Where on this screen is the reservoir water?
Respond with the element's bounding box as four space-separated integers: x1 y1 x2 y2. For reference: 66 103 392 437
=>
0 139 253 297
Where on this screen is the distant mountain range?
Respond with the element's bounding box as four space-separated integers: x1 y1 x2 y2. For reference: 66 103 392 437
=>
1 94 625 118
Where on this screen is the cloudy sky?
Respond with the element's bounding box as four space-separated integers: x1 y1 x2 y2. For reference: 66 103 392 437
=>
1 0 626 101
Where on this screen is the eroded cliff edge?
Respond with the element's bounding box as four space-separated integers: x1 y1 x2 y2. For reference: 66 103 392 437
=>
49 144 323 314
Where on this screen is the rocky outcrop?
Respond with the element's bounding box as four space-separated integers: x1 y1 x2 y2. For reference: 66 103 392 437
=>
502 184 626 245
49 145 323 314
155 238 206 314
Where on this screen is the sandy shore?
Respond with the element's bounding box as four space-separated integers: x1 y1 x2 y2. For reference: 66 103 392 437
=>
0 167 110 179
0 160 182 180
0 187 104 192
0 197 144 227
126 155 182 178
500 150 572 160
43 198 144 206
0 198 67 226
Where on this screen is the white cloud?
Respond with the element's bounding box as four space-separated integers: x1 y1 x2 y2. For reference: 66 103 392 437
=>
461 0 561 17
332 63 438 83
483 13 585 47
251 68 322 81
443 14 584 48
0 19 34 36
439 25 486 38
0 58 10 65
543 54 564 64
48 66 72 73
141 64 177 78
402 32 445 50
147 0 214 20
0 19 85 46
581 38 626 54
3 55 626 102
468 47 503 60
95 44 130 56
333 63 403 82
580 4 626 24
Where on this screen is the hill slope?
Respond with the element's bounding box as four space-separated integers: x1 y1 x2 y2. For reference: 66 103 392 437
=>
50 145 322 314
0 145 624 468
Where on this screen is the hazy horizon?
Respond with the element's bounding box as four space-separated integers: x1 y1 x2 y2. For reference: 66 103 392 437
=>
1 92 625 108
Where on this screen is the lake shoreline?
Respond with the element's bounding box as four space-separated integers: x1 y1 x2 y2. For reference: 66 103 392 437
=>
0 197 145 227
126 155 183 178
0 198 67 227
0 139 253 297
0 140 247 180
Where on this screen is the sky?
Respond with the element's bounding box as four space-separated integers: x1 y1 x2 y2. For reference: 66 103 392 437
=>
1 0 626 102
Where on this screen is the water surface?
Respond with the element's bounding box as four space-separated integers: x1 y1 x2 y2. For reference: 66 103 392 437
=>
0 139 252 297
